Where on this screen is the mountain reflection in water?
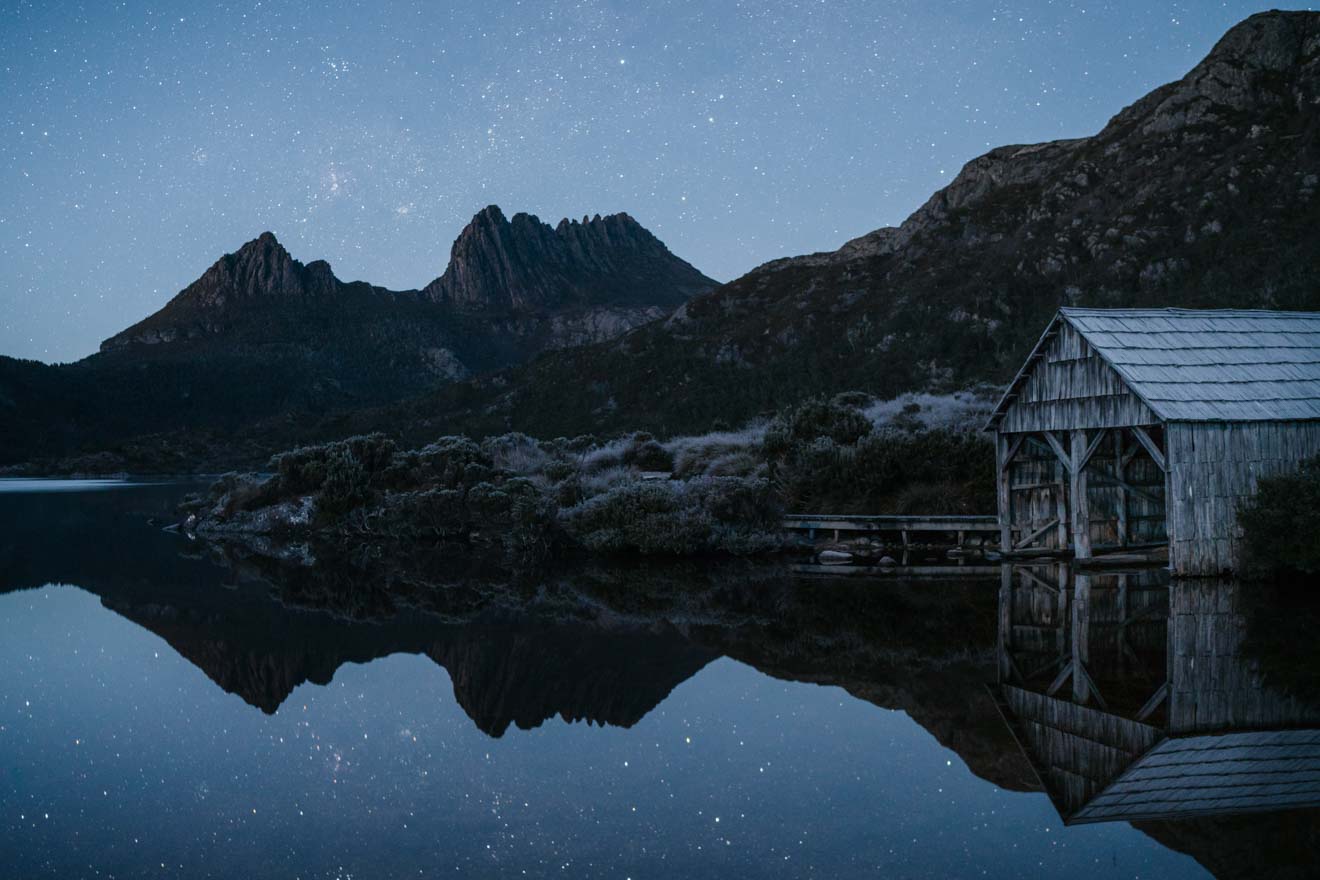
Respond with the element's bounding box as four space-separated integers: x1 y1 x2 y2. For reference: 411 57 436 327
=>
2 482 1318 879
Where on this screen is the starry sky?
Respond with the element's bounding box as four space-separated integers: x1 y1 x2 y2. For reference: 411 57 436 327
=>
1 1 1313 363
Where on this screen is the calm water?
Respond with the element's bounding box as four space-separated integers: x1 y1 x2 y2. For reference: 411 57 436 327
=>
1 482 1316 879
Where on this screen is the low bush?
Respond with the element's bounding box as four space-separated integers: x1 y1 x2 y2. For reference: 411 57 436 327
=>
561 476 782 556
1239 456 1320 578
767 408 994 514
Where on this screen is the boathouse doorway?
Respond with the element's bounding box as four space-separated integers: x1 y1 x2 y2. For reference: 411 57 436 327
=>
995 426 1167 559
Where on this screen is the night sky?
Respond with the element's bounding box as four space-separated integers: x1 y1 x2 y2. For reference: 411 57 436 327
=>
2 1 1311 364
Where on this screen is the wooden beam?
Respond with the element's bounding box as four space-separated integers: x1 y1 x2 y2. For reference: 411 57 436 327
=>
1054 459 1069 550
1003 434 1026 470
1130 425 1167 472
1078 428 1108 472
1018 567 1061 594
1087 474 1162 506
1075 661 1108 711
1014 518 1060 549
1046 661 1073 696
1115 431 1128 549
1136 682 1169 722
997 434 1013 552
1070 429 1092 559
1042 431 1072 472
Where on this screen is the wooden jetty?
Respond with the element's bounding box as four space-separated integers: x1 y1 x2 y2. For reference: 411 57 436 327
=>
781 513 1002 548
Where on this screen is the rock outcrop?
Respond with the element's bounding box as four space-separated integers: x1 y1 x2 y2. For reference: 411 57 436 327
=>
423 206 712 312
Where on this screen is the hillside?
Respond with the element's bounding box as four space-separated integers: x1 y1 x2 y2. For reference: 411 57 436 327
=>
6 11 1320 471
395 10 1320 440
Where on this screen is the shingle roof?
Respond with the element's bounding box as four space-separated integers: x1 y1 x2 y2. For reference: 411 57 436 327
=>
989 308 1320 427
1071 729 1320 823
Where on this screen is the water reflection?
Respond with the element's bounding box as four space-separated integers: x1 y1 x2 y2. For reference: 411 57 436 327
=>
995 562 1320 874
4 483 1319 878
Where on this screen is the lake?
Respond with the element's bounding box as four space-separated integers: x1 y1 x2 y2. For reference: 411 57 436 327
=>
1 480 1316 879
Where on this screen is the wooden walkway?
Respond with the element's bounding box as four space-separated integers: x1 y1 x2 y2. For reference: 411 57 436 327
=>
782 514 1002 547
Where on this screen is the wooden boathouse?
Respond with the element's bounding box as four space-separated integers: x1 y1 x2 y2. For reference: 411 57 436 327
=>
986 308 1320 576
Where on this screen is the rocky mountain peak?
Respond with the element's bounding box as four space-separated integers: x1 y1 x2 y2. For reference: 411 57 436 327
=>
191 231 320 305
422 205 714 312
99 232 343 350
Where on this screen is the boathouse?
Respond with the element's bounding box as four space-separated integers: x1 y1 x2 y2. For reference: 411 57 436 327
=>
985 308 1320 576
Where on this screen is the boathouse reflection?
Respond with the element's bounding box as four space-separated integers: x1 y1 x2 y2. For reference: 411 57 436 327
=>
994 563 1320 824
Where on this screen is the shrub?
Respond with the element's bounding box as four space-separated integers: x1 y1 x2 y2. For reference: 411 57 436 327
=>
771 426 995 514
666 424 766 479
412 436 493 488
581 432 674 473
560 476 782 556
621 435 674 472
1239 456 1320 578
271 434 397 498
206 471 279 516
482 432 551 476
763 397 872 463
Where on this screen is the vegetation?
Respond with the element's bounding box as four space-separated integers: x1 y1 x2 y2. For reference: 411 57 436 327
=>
763 396 996 515
1238 456 1320 578
190 391 995 561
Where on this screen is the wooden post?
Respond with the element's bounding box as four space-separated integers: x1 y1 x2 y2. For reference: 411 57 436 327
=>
1115 430 1128 548
1054 457 1069 550
998 564 1013 683
1073 571 1091 704
997 433 1012 553
1070 429 1092 559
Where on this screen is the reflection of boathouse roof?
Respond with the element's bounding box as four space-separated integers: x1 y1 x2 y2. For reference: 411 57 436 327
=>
1074 728 1320 823
999 685 1320 823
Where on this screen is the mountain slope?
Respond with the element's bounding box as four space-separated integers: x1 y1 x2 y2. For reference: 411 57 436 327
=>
409 10 1320 439
0 207 714 466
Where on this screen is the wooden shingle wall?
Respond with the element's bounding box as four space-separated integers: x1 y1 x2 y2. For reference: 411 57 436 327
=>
998 323 1160 434
1168 580 1320 732
1166 422 1320 576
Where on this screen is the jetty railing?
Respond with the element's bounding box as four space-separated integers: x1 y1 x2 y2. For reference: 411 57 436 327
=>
781 514 1004 547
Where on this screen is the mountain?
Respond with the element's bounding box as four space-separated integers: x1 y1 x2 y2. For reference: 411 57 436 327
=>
0 207 714 468
423 205 711 313
382 10 1320 439
103 207 712 358
8 11 1320 469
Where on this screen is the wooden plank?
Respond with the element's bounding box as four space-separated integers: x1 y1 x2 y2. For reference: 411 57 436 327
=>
1055 459 1069 550
1087 473 1161 507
